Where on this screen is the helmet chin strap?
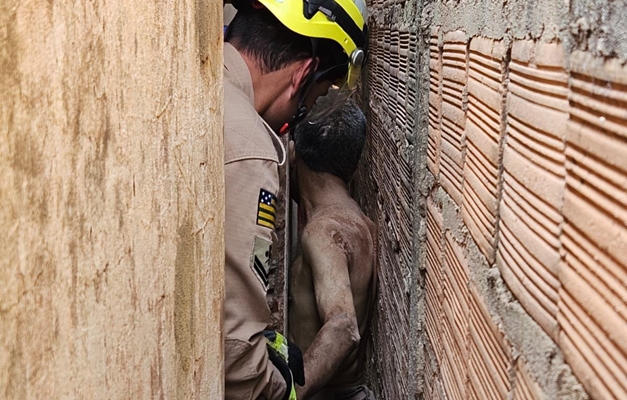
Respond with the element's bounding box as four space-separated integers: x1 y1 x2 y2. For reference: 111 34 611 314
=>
279 103 308 135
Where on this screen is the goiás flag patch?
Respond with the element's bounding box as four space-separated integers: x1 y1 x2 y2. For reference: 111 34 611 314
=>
257 188 277 229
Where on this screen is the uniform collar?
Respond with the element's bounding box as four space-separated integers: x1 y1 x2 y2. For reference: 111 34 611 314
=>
224 42 254 106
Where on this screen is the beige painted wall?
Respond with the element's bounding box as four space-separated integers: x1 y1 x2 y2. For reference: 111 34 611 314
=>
0 0 224 398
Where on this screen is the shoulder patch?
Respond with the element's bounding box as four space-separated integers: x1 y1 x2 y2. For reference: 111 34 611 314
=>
251 236 272 290
256 189 277 230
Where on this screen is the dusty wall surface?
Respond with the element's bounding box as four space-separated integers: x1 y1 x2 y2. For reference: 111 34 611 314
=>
0 0 224 398
357 0 627 399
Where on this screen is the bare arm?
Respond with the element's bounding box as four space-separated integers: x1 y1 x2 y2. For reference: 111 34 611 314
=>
296 226 360 399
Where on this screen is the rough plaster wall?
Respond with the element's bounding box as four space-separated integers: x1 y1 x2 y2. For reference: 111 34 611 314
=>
0 0 224 398
357 0 627 399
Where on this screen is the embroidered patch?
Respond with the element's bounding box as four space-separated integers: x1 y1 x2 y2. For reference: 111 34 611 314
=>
256 189 277 230
251 236 272 290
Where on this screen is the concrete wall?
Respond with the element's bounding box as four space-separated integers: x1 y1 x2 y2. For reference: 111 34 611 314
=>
0 0 224 398
357 0 627 399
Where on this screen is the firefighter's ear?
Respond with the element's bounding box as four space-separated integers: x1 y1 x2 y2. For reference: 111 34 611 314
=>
290 58 316 99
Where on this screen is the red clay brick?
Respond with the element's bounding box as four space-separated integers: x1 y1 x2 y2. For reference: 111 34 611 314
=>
462 37 507 264
498 40 568 342
426 198 445 363
513 359 544 400
440 31 468 205
468 285 513 400
558 50 627 400
428 26 442 177
425 340 447 400
441 231 470 400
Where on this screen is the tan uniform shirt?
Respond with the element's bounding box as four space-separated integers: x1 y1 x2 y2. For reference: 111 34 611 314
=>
223 43 287 400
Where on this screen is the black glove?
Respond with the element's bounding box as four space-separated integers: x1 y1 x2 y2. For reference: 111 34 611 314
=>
263 330 305 387
266 346 294 400
287 339 305 386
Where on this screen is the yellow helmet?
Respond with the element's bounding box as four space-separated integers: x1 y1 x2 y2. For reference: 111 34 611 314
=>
257 0 368 89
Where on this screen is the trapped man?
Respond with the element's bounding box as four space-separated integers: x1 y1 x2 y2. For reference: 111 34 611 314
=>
288 98 378 400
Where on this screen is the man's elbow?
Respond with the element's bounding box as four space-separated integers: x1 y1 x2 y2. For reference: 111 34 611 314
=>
332 314 360 349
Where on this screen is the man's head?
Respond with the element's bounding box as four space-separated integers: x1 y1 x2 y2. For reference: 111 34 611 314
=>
226 0 368 132
293 95 366 183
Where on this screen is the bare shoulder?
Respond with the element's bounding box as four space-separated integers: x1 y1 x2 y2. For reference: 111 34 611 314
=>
302 203 376 266
300 215 346 255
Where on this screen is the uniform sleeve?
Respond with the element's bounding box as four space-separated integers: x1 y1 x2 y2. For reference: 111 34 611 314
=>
223 158 287 400
225 335 287 400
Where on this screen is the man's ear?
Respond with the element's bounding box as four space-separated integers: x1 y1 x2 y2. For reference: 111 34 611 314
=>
290 58 318 99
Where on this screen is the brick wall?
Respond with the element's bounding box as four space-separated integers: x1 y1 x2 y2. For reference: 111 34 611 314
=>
423 32 627 400
356 0 627 399
352 2 422 397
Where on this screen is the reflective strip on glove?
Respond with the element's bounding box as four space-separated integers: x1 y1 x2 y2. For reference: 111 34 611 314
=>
264 330 297 400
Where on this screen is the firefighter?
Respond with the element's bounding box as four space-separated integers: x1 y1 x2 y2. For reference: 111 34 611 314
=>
222 0 368 398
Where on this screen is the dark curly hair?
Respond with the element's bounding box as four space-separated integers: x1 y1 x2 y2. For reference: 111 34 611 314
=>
293 95 366 183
